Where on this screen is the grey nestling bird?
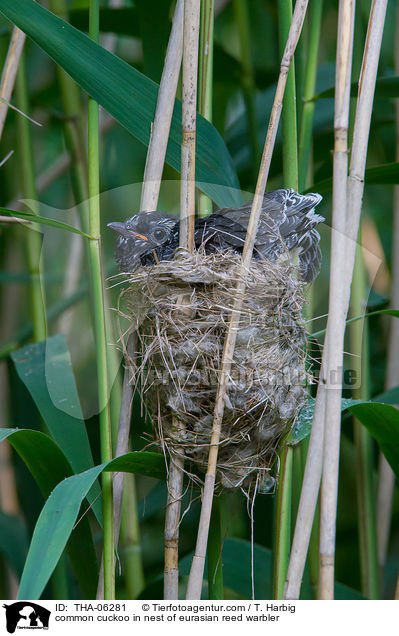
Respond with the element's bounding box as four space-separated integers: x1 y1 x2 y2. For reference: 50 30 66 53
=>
108 188 324 282
108 211 177 273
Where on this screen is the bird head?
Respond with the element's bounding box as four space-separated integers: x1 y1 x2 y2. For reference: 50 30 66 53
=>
108 211 177 272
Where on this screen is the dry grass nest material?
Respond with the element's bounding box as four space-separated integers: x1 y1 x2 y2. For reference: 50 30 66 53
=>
123 248 309 493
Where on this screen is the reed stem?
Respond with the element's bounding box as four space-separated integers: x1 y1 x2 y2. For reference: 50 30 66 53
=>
298 0 323 192
284 0 355 600
207 497 223 599
278 0 298 190
351 243 379 598
120 473 145 599
0 27 25 141
272 0 298 601
180 0 200 252
233 0 260 178
186 0 309 600
164 453 185 599
198 0 214 218
15 52 47 344
319 0 387 599
273 445 293 599
140 0 184 212
88 0 115 600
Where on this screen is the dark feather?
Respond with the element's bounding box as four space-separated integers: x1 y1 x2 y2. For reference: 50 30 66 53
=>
109 189 324 282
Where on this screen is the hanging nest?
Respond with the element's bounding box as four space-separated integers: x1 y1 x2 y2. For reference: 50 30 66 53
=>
120 248 310 493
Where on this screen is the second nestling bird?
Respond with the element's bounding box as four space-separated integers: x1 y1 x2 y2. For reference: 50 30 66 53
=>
108 188 324 283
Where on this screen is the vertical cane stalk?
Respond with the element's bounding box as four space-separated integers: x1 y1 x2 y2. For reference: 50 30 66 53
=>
298 0 323 192
186 0 309 600
273 445 293 599
207 498 223 599
87 0 115 600
278 0 298 189
161 0 195 600
115 1 184 599
15 53 47 344
233 0 260 178
318 0 355 599
0 27 25 141
296 4 323 594
198 0 223 598
15 46 71 599
272 0 298 601
166 0 201 600
319 0 388 599
198 0 214 218
351 242 379 598
119 473 145 599
284 0 355 600
180 0 200 252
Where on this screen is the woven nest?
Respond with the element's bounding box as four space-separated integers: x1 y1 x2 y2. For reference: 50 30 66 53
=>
121 249 309 493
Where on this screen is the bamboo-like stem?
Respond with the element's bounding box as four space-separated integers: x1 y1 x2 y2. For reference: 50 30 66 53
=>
198 1 221 598
165 0 201 601
15 53 47 344
164 453 185 599
0 216 29 224
48 0 89 341
198 0 214 129
273 445 293 599
186 0 309 600
294 8 307 130
284 0 355 600
233 0 260 179
376 1 399 581
49 0 88 207
291 439 319 599
344 0 388 274
15 49 68 598
96 335 136 600
180 0 200 251
278 0 298 190
207 498 223 599
318 0 355 597
87 0 115 600
109 0 185 599
295 4 322 588
119 473 145 599
298 0 323 192
48 4 122 437
351 244 379 598
198 0 214 218
376 454 395 579
319 0 388 600
272 0 298 601
140 0 184 212
308 492 320 597
112 336 136 531
0 27 25 141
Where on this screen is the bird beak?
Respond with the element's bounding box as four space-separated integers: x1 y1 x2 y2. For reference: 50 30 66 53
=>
107 222 129 237
107 222 149 241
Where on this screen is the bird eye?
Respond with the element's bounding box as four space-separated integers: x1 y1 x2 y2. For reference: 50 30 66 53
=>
153 228 167 241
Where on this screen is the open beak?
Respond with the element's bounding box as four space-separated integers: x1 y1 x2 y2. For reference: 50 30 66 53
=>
107 222 149 241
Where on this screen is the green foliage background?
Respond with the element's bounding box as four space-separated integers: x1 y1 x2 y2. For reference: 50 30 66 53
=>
0 0 398 600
